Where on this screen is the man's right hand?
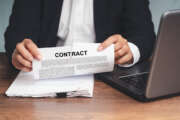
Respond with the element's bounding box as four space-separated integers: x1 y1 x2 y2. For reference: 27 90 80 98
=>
12 39 42 72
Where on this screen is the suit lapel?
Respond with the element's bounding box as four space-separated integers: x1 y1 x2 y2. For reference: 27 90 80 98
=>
56 0 63 19
39 0 64 47
94 0 109 42
44 0 63 21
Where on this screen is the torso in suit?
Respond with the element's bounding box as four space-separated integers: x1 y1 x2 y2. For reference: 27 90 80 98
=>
4 0 156 63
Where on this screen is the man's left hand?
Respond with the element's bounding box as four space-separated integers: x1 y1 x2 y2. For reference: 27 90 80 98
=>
98 34 133 65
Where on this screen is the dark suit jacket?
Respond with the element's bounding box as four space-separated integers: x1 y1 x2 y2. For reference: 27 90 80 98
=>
4 0 156 65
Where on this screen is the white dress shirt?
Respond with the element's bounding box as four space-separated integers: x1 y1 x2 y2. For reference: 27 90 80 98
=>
56 0 140 67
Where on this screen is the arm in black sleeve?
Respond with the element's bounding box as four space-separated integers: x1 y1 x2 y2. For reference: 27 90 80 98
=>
4 0 41 63
122 0 156 62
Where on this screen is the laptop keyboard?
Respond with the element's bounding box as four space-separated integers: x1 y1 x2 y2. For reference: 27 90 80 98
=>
97 62 151 96
117 73 149 95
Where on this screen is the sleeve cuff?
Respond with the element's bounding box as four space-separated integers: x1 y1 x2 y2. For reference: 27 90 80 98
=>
118 42 141 68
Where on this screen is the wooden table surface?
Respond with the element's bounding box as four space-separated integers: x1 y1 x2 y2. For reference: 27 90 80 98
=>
0 53 180 120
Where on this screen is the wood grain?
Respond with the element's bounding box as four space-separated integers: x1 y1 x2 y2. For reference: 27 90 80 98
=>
0 53 180 120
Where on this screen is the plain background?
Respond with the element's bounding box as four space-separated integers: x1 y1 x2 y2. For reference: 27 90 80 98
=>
0 0 180 52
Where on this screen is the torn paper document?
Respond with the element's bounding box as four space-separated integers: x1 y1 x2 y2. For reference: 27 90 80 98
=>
6 71 94 98
33 43 114 80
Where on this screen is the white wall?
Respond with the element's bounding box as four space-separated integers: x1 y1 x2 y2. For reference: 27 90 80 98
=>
150 0 180 33
0 0 13 52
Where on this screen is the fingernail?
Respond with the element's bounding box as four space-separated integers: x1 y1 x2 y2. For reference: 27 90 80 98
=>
98 46 104 51
37 55 42 60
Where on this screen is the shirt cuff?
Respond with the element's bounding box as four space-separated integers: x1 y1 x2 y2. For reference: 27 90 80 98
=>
118 42 141 68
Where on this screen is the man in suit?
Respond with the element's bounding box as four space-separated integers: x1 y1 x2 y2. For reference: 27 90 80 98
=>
4 0 155 72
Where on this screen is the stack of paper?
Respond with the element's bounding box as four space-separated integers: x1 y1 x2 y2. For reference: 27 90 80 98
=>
6 71 94 98
6 43 115 98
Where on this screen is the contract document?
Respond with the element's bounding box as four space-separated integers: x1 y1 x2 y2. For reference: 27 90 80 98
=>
6 71 94 98
33 43 114 80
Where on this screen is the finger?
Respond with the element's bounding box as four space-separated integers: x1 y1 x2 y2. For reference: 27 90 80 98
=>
98 35 122 51
16 54 32 68
115 50 127 59
21 67 32 72
24 39 42 60
12 57 22 70
12 58 32 72
16 43 33 62
12 51 24 70
115 53 133 65
114 42 123 52
115 45 129 59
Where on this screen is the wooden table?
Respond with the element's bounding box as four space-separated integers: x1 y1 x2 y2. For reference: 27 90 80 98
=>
0 53 180 120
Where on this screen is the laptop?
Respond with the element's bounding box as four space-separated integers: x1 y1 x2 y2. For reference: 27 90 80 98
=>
96 10 180 102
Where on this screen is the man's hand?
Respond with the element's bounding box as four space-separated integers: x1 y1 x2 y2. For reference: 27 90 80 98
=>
98 34 133 65
12 39 42 72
